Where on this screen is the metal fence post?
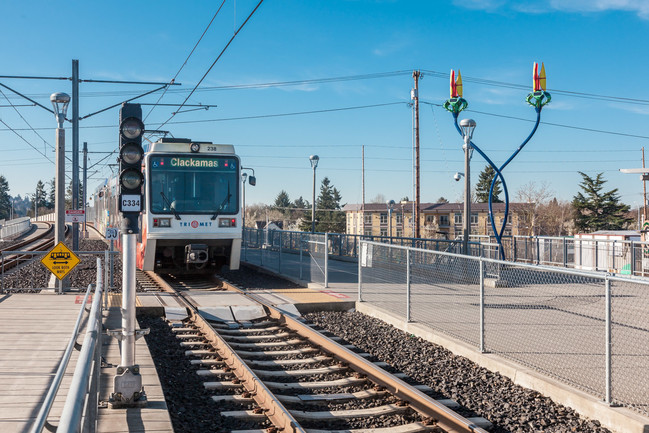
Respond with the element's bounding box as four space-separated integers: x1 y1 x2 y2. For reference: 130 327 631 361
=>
1 252 4 293
563 238 568 268
358 241 363 302
299 232 304 281
605 275 612 404
480 258 485 353
513 236 517 263
632 241 636 276
278 232 282 274
406 248 411 322
611 240 616 271
536 237 540 265
109 240 114 290
103 250 109 311
324 232 329 288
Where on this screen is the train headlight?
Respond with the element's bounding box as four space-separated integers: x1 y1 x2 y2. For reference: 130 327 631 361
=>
153 218 171 227
218 218 236 227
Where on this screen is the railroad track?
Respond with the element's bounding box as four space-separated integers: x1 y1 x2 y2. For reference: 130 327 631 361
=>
0 222 56 272
139 271 491 433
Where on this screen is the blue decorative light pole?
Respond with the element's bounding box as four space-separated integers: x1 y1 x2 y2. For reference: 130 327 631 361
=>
444 64 551 260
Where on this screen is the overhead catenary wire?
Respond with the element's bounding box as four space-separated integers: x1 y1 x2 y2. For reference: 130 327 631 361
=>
154 0 265 132
0 87 54 152
0 119 54 164
144 0 228 122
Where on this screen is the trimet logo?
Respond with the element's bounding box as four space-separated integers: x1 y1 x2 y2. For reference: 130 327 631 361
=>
179 221 213 228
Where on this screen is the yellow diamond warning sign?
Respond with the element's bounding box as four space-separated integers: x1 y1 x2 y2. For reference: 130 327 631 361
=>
41 242 81 280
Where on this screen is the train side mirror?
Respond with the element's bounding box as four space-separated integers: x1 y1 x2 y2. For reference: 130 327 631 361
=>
248 176 256 186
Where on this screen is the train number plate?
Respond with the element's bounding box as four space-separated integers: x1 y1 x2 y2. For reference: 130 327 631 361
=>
120 195 141 212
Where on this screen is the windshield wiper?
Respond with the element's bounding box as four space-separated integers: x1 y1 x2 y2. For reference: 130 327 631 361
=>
211 183 232 220
160 191 181 220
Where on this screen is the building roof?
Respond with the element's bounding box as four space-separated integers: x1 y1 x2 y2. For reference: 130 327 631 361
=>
342 202 524 212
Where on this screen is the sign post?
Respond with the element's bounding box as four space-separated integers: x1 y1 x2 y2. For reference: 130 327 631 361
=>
105 227 118 290
41 242 81 294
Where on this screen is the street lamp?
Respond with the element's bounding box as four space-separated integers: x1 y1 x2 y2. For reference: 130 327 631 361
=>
309 155 319 233
240 167 256 259
51 92 70 293
459 118 476 255
386 199 395 239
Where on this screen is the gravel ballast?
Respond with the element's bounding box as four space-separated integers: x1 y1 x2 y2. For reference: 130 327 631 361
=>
304 311 611 433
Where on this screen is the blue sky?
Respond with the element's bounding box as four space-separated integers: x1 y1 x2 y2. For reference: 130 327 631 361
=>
1 0 648 209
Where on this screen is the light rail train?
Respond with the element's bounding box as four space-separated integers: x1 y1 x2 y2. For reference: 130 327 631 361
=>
90 138 242 271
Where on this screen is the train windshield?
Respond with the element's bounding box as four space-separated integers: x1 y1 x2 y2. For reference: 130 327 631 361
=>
148 155 239 215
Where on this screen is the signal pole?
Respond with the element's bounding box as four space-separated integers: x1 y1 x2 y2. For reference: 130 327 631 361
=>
412 70 421 238
72 60 80 251
108 103 148 408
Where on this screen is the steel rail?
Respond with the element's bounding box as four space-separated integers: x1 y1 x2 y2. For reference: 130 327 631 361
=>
151 270 487 433
254 296 488 433
29 279 95 433
145 271 305 433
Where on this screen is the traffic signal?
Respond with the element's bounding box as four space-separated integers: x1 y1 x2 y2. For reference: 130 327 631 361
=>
118 103 144 234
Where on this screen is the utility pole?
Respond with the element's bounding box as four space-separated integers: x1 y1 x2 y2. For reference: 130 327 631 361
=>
72 59 80 251
83 141 88 238
412 70 421 239
643 147 647 225
361 145 365 236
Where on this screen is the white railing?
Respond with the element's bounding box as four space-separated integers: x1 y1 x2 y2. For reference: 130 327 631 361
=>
0 217 31 240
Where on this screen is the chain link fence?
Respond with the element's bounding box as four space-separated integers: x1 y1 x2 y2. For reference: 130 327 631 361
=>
358 239 649 416
242 229 329 286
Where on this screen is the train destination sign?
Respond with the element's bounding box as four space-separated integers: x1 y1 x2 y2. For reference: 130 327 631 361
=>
150 156 237 171
41 242 81 280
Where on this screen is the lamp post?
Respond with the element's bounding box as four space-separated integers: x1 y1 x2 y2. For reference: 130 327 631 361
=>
309 155 319 233
459 118 476 255
50 92 70 293
386 199 395 239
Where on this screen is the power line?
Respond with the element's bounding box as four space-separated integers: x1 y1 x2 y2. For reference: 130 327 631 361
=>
144 0 227 122
0 119 54 164
419 69 649 106
154 0 265 132
0 87 54 152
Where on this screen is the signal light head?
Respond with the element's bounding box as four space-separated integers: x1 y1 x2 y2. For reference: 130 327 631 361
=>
120 142 143 165
120 117 144 140
120 169 143 190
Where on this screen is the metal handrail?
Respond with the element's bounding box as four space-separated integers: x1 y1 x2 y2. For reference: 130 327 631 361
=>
29 280 95 433
58 258 104 432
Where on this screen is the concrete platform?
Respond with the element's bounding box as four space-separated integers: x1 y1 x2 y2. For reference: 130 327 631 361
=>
97 306 173 433
0 292 174 433
0 293 90 432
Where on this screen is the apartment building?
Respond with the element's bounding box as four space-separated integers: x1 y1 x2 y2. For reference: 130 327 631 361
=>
343 202 522 238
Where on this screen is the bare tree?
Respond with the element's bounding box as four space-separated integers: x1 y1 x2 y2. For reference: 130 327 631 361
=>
515 181 552 236
539 198 574 236
370 194 386 204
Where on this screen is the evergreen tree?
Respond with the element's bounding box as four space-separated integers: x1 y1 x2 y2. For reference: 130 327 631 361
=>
0 176 11 219
35 180 47 209
572 172 632 232
273 190 292 214
299 177 345 232
436 196 449 203
293 196 309 210
47 178 55 209
475 165 503 203
65 180 84 208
